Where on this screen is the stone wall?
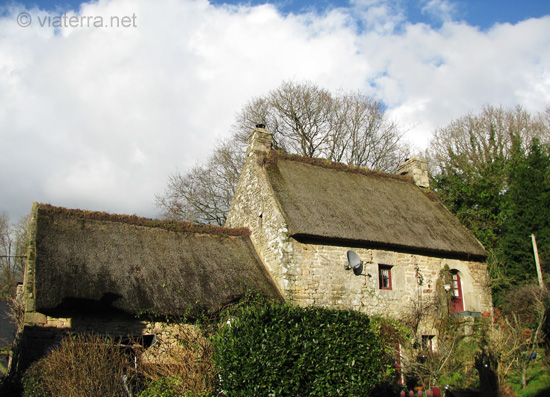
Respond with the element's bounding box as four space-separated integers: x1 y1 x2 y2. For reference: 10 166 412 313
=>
289 241 492 318
227 128 493 328
16 310 195 371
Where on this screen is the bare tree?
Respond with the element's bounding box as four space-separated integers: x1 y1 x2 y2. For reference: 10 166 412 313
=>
0 213 27 301
234 81 409 171
486 284 548 392
156 139 245 225
424 105 550 256
158 81 410 225
426 105 549 176
335 92 407 170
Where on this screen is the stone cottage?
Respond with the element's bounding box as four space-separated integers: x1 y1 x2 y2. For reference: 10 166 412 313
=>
14 127 493 371
226 127 493 326
14 203 282 370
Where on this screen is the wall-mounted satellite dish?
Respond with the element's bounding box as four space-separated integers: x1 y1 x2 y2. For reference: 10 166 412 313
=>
345 250 363 276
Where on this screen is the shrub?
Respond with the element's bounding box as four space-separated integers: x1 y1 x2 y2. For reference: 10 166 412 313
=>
212 302 384 396
21 333 135 396
138 376 180 397
21 360 48 397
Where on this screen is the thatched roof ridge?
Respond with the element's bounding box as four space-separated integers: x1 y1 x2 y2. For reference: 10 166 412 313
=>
37 203 250 237
262 155 487 260
260 150 412 183
31 204 281 316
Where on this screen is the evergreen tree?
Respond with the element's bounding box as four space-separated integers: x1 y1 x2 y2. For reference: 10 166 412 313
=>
499 138 550 284
427 106 550 304
428 105 547 251
432 155 506 250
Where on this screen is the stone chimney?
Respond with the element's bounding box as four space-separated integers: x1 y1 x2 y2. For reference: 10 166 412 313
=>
247 125 273 155
396 157 430 188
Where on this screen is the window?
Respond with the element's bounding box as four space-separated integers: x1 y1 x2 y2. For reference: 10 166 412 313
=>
421 335 435 352
378 265 392 290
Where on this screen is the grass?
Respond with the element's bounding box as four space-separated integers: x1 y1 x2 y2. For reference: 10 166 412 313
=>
507 357 550 397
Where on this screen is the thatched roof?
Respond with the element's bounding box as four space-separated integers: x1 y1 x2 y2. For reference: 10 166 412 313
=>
31 204 282 316
263 152 487 260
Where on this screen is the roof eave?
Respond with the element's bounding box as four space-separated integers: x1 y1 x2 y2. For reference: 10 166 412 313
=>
291 233 488 262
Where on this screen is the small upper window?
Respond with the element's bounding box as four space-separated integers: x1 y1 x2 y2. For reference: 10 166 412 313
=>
379 265 392 290
421 335 435 352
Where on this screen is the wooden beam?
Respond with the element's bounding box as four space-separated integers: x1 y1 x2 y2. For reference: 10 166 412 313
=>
532 234 545 290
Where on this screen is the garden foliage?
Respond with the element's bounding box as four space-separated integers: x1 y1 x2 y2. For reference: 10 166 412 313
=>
212 302 384 396
21 334 134 396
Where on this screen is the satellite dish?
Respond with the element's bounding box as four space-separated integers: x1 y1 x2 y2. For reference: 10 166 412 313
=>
345 250 363 276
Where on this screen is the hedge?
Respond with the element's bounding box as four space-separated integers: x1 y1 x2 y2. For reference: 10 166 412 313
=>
212 302 384 396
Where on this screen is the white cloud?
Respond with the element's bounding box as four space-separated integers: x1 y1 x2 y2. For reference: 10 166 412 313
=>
420 0 457 23
0 0 548 220
356 16 550 144
350 0 407 34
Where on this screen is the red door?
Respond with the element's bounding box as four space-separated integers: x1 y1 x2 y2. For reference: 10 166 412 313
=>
451 271 464 313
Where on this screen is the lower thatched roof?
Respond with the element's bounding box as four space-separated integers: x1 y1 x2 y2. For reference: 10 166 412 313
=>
30 204 282 316
264 153 487 260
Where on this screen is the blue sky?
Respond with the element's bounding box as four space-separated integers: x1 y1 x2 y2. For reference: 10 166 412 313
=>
0 0 549 220
14 0 550 30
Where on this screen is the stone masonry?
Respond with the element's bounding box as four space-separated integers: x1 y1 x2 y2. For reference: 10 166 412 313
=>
226 128 493 325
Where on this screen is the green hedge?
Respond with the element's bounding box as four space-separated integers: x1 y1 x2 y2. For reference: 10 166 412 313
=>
212 302 384 396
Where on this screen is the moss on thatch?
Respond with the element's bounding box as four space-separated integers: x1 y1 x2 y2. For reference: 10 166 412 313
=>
31 204 281 317
259 150 412 183
37 203 250 237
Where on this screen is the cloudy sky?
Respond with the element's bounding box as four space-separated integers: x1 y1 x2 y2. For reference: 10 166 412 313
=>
1 0 549 221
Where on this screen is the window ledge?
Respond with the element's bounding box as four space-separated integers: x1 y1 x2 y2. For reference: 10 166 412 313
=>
451 311 481 317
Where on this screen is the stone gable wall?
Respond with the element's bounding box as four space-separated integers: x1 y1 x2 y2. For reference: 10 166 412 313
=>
226 150 291 297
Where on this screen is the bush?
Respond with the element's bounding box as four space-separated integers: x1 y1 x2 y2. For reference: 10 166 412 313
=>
212 302 384 396
138 376 181 396
21 360 47 397
21 333 135 396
